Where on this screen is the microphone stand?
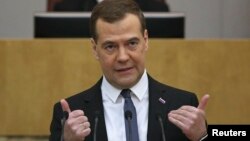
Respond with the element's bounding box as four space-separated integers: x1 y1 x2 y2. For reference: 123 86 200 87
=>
93 111 100 141
157 114 166 141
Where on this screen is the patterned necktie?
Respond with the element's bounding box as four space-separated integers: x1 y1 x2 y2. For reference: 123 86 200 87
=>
121 89 140 141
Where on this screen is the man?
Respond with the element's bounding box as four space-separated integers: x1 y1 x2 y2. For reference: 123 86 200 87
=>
49 0 209 141
53 0 169 12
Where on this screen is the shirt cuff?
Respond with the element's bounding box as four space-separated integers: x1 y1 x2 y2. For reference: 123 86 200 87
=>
199 134 208 141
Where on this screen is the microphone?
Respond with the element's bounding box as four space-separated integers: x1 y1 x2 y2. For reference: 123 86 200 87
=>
60 111 69 141
125 110 132 120
157 114 166 141
93 111 100 141
125 110 132 141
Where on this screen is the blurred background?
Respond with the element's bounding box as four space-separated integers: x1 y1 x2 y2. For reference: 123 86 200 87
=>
0 0 249 39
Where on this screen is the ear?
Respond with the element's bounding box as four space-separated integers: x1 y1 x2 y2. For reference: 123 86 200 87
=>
91 38 99 60
144 29 149 51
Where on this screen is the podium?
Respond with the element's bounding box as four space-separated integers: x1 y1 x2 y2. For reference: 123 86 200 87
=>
34 12 185 38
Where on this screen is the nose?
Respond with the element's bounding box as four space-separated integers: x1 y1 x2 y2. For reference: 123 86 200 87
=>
117 47 129 62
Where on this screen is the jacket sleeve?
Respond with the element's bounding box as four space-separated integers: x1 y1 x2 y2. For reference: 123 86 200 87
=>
49 102 63 141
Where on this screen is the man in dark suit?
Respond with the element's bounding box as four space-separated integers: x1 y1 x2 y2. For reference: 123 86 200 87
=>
53 0 170 12
49 0 209 141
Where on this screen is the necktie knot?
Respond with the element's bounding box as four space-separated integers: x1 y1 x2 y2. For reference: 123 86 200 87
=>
121 89 131 98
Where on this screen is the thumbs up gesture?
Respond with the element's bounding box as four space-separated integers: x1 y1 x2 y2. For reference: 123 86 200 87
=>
60 99 91 141
168 94 210 141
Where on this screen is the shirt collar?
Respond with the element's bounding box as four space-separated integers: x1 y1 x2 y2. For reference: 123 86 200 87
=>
101 70 148 103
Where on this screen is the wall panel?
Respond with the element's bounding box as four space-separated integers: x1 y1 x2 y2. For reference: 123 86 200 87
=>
0 39 249 135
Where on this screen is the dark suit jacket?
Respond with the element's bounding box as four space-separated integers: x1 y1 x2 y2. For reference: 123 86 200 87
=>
54 0 169 12
49 75 198 141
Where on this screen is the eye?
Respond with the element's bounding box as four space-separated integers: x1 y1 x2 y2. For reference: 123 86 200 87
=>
127 40 139 50
104 44 116 52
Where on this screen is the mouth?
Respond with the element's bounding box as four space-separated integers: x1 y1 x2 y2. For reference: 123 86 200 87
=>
116 67 133 73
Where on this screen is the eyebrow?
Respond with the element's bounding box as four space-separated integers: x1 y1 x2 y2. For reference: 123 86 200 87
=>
101 36 140 46
128 37 140 42
102 40 115 46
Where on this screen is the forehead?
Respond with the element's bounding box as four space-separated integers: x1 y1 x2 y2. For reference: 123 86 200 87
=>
95 14 142 41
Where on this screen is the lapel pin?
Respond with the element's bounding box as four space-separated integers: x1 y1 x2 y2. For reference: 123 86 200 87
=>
159 97 166 104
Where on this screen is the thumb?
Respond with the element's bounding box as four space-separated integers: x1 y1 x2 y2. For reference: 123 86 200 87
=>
197 94 210 110
60 99 71 113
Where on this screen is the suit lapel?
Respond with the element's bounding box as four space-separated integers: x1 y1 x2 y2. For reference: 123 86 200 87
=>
147 75 170 141
82 78 108 141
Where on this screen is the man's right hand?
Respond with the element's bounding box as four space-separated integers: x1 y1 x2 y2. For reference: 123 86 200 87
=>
60 99 91 141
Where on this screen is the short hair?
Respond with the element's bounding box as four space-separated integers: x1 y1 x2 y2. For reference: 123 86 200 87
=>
90 0 146 41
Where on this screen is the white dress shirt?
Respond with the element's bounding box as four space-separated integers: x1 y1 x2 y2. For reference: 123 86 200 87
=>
101 70 149 141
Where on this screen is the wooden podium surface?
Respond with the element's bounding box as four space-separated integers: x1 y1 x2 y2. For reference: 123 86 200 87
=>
0 39 250 135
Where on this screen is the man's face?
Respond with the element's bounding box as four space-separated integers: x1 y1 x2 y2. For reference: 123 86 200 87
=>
91 14 148 89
